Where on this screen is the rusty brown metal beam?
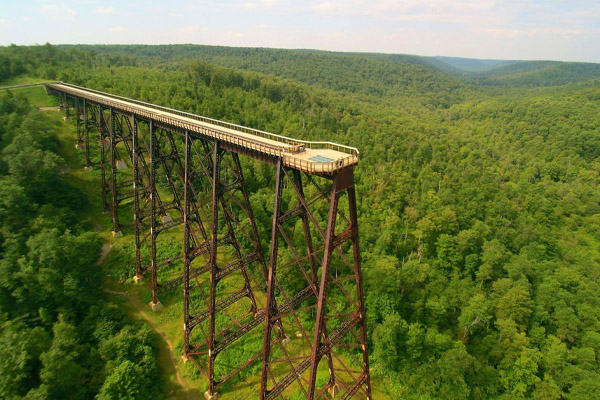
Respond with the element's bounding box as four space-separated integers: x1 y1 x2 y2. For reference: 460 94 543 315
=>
50 87 371 399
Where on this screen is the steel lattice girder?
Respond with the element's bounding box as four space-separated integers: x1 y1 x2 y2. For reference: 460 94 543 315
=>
182 135 281 395
54 87 371 399
135 120 193 304
260 163 371 400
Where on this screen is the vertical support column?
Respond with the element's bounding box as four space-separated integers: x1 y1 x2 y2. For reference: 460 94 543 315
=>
232 154 258 303
183 130 191 358
260 159 284 400
75 98 81 147
230 154 282 329
132 116 143 282
218 155 258 315
307 173 341 400
99 105 109 212
233 153 264 269
149 120 162 310
109 108 122 237
83 99 91 169
293 171 337 391
293 171 318 288
206 140 221 399
62 93 70 119
347 180 372 400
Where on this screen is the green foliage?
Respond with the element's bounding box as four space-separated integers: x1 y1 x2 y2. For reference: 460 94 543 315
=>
0 93 162 399
97 360 153 400
469 61 600 87
2 43 600 399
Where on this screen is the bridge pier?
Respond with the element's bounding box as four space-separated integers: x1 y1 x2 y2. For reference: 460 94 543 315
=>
182 136 275 394
328 382 340 397
47 82 371 399
149 300 163 311
60 92 70 120
259 166 371 400
204 390 219 400
98 105 110 213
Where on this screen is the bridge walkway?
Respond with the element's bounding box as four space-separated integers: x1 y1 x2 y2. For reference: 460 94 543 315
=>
46 82 359 175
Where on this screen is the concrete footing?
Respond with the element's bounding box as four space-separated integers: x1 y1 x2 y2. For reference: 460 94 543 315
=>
116 159 127 170
132 275 143 284
281 335 291 346
111 230 123 238
161 215 173 224
328 383 340 397
149 301 163 311
204 390 219 400
295 331 303 338
84 165 93 171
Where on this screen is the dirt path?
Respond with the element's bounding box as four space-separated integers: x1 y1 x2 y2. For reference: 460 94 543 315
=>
39 106 59 111
96 243 112 265
130 296 187 389
98 245 188 390
102 287 187 389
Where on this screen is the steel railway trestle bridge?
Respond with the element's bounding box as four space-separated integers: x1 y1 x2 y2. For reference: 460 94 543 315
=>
46 82 371 400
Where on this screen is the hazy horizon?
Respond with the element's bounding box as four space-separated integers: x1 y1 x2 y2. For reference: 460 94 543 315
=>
1 1 599 63
48 43 600 65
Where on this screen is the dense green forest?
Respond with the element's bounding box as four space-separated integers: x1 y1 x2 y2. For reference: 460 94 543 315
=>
59 44 600 88
1 43 600 399
0 87 162 397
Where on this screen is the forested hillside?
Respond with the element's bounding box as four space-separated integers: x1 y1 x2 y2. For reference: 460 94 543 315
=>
61 44 600 89
0 91 162 398
424 56 514 73
1 44 600 399
464 61 600 87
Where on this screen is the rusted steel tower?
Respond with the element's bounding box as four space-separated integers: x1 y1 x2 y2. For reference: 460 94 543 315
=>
49 82 371 399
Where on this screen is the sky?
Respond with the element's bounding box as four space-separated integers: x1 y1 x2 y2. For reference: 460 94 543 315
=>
1 0 600 63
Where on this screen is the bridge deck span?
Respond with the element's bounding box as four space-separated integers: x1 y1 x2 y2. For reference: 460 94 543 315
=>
46 82 358 175
46 81 371 399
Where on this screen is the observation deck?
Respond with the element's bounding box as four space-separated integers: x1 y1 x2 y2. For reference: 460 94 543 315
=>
45 82 359 175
